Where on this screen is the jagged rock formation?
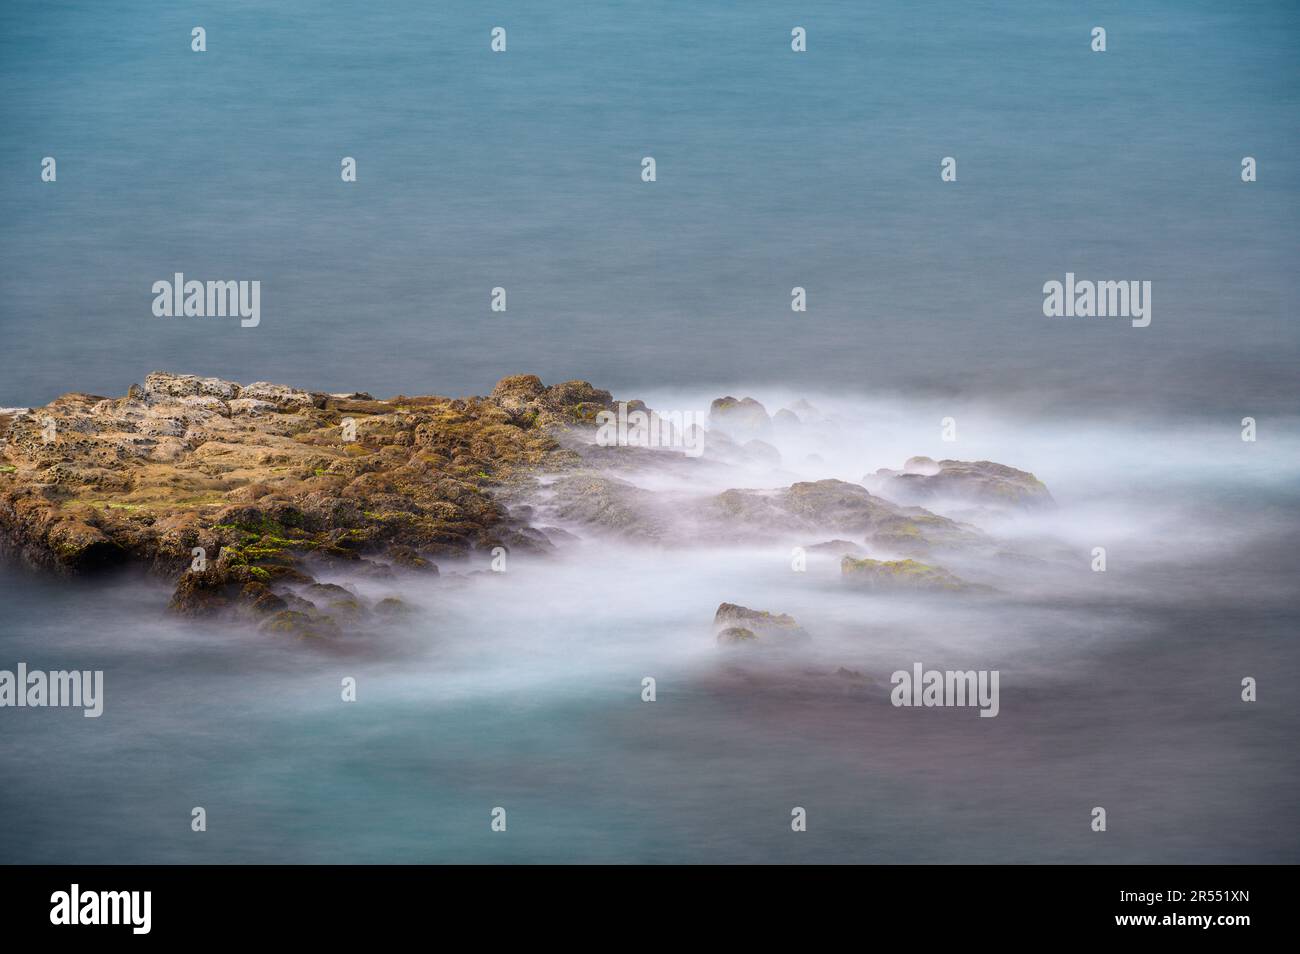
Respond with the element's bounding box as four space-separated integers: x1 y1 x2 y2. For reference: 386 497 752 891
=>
866 457 1053 509
708 396 772 441
713 602 809 645
1 375 1032 642
698 479 980 552
0 371 613 635
840 555 984 593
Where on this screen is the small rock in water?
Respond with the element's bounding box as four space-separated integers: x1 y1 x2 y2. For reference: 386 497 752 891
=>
713 602 810 645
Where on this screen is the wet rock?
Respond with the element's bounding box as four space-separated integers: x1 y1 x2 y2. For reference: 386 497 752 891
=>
787 398 821 420
773 408 801 429
806 539 864 555
713 602 810 644
388 545 438 572
708 396 772 441
867 458 1053 509
717 626 758 645
0 370 615 635
698 479 979 552
259 610 343 640
375 596 414 620
840 556 984 593
545 474 670 541
170 563 286 616
742 439 782 466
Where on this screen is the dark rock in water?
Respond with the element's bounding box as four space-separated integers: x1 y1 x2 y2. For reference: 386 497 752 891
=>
259 609 343 640
717 626 758 644
388 545 438 572
374 596 414 620
0 370 617 635
840 555 985 593
773 408 801 429
170 562 286 616
741 439 782 466
780 479 896 525
698 479 979 552
545 473 670 541
867 457 1053 509
787 398 820 420
806 539 864 555
539 525 580 546
243 582 287 615
713 602 810 645
698 428 781 468
708 396 772 441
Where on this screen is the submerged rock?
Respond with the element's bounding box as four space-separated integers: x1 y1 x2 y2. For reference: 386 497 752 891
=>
867 458 1053 509
717 626 758 644
708 396 772 441
699 479 979 552
545 473 670 541
772 408 801 431
806 539 864 555
840 556 982 592
259 609 343 640
713 602 810 645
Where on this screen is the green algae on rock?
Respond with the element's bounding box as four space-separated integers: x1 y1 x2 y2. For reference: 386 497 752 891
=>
0 371 616 636
867 457 1053 509
713 602 810 645
839 555 982 593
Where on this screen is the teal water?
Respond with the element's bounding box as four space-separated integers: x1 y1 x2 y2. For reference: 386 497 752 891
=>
1 0 1298 413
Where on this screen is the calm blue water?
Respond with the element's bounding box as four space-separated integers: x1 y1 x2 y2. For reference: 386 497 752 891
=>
1 0 1297 412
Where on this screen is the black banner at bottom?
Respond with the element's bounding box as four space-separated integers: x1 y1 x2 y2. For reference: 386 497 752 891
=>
0 864 1280 940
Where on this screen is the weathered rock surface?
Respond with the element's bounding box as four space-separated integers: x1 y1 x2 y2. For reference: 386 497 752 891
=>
0 371 615 635
2 376 1026 642
867 457 1053 509
840 555 986 593
805 539 865 555
713 602 810 645
699 479 980 552
708 396 772 441
543 474 672 542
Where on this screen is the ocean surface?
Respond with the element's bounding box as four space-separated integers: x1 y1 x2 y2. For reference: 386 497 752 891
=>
1 0 1298 414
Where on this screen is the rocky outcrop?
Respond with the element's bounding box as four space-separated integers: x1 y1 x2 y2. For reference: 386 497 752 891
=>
713 602 809 645
0 371 616 636
708 396 772 441
805 539 864 555
700 479 980 552
543 474 671 542
540 474 982 552
866 457 1053 509
840 556 985 593
2 376 1028 642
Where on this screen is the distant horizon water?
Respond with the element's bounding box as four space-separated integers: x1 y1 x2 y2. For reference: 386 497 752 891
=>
2 0 1297 416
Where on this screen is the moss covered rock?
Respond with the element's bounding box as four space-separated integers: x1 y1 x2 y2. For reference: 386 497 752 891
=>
840 556 981 592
